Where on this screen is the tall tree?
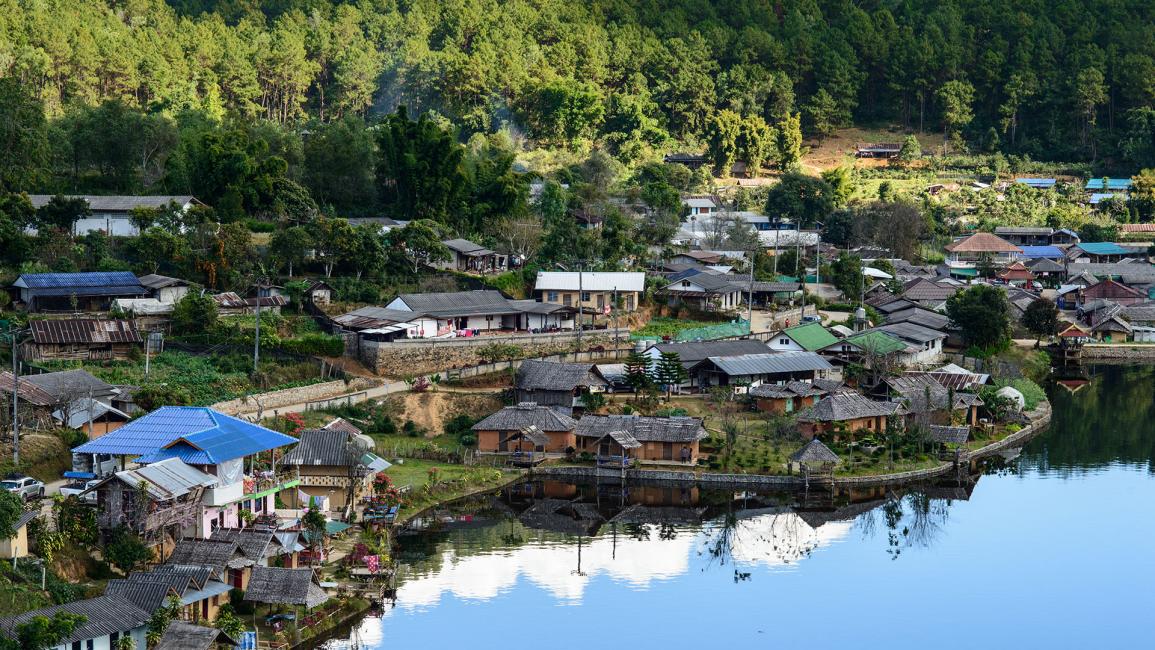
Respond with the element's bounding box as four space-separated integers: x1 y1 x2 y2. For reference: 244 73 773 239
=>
774 112 804 171
707 109 742 176
945 285 1011 351
375 106 468 230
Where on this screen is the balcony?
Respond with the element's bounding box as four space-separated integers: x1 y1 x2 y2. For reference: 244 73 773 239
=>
203 470 299 507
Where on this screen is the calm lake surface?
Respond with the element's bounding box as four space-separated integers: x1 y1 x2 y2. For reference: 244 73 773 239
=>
327 365 1155 649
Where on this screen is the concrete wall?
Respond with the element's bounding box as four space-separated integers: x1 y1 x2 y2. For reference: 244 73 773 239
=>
361 329 629 375
1081 344 1155 359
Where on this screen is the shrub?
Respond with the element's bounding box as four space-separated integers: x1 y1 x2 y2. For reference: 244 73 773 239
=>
1002 378 1046 410
402 420 422 437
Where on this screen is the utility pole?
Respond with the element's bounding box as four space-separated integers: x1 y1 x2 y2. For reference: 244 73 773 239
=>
576 263 583 352
9 326 21 467
746 246 755 334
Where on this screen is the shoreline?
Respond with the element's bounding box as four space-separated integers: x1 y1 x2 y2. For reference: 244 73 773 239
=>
531 401 1052 489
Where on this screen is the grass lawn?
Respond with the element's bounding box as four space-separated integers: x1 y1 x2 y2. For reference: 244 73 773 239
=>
384 459 519 519
633 317 737 339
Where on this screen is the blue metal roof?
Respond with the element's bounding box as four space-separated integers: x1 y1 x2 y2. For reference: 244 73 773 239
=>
1015 178 1056 189
1088 192 1117 205
74 406 296 463
13 272 146 298
1076 242 1134 256
1018 245 1065 259
1085 178 1132 191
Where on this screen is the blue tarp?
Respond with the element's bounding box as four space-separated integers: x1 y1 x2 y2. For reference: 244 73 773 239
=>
62 471 96 479
1015 178 1056 189
75 406 296 463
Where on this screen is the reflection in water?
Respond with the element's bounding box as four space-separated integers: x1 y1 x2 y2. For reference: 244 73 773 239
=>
323 365 1155 649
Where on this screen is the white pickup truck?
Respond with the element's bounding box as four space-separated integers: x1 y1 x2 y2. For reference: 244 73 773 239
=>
58 479 101 503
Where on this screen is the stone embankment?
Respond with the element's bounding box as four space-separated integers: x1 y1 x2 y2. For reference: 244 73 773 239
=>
536 401 1052 489
211 377 378 416
1080 344 1155 360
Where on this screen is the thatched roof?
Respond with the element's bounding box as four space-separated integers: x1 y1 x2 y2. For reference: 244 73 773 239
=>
513 425 550 447
593 429 641 449
927 425 971 444
155 622 237 650
244 567 329 608
789 439 840 464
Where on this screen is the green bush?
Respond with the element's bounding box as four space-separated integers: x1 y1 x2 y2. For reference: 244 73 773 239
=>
244 219 276 233
275 333 344 357
1001 378 1046 410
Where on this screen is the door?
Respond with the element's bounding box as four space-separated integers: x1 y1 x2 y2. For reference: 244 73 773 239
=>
662 443 674 461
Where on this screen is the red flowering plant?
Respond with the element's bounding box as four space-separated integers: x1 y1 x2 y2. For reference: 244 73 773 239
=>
281 412 306 436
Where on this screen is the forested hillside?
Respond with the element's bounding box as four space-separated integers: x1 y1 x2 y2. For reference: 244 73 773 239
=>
3 0 1155 229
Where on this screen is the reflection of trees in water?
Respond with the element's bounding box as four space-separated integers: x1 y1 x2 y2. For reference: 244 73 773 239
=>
857 491 951 560
699 507 819 570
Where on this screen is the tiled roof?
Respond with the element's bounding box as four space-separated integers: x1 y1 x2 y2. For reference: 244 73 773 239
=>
29 319 141 345
515 360 603 392
872 322 947 344
789 439 840 463
749 380 829 399
1083 279 1145 300
779 322 838 351
471 403 577 432
155 621 236 650
901 279 958 302
244 567 329 608
797 393 904 422
574 414 706 443
944 232 1022 253
20 369 114 400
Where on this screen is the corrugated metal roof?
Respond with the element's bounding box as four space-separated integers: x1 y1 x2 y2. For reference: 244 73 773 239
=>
1073 242 1138 256
535 271 646 293
703 351 833 376
779 323 838 351
1018 245 1065 259
74 406 295 461
105 458 217 500
1084 178 1132 190
0 595 150 644
282 429 355 466
26 195 195 211
29 319 142 344
395 290 517 317
13 272 147 298
872 322 947 344
442 238 494 255
137 274 190 289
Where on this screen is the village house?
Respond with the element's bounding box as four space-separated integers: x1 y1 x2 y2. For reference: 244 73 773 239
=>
997 261 1036 286
0 595 150 650
137 274 191 304
943 232 1022 278
689 351 833 390
670 250 726 266
883 306 951 331
993 226 1080 247
767 322 839 353
303 280 334 307
0 511 38 560
855 142 901 158
472 403 578 454
900 278 959 309
1014 177 1057 190
682 196 717 217
656 272 746 312
385 290 572 335
534 271 645 312
749 280 804 307
643 339 771 391
1078 278 1147 307
875 375 983 425
26 194 202 237
22 318 142 362
75 407 299 539
281 427 390 513
10 271 148 312
575 414 708 464
750 379 846 415
819 330 911 369
155 622 238 650
795 392 906 439
869 322 947 364
1066 242 1148 263
212 292 288 316
435 238 508 274
108 560 233 625
514 360 607 415
0 369 127 436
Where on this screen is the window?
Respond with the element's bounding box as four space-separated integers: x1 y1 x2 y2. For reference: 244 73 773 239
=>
547 291 558 302
72 642 81 650
110 633 119 646
87 639 94 650
581 292 590 301
779 338 789 345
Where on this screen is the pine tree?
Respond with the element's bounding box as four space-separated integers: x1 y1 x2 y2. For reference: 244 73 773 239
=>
654 351 689 400
624 350 653 397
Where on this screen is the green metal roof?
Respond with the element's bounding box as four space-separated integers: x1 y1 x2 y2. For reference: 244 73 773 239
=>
782 322 839 351
844 331 909 355
951 268 978 277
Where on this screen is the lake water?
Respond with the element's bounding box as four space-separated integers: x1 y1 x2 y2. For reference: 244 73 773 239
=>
326 365 1155 649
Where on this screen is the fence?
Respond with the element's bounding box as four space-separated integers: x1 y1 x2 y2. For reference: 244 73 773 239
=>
304 391 369 411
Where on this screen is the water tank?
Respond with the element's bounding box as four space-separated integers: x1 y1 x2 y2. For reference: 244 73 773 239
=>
351 434 375 452
996 386 1026 410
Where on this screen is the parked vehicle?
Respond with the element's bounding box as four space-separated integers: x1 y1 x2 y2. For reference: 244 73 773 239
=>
59 479 101 504
1 475 45 500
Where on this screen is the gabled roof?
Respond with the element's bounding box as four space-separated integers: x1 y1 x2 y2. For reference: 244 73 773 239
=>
210 528 274 564
105 579 177 612
797 393 904 422
19 369 114 400
574 415 706 443
155 621 238 650
166 539 239 571
26 195 196 211
1027 258 1067 273
591 429 642 449
901 278 958 302
1017 245 1065 259
442 238 494 256
698 351 833 376
1083 278 1145 300
997 261 1036 281
826 331 910 355
0 596 150 644
471 403 577 432
393 290 516 317
516 360 604 392
872 322 947 345
777 322 838 351
884 307 951 331
749 380 830 399
29 319 141 345
12 272 147 297
323 417 363 436
0 371 61 406
74 406 295 463
244 567 329 608
944 232 1022 254
927 425 971 444
282 429 357 467
334 306 427 330
648 339 769 365
52 396 128 429
1072 242 1141 256
534 271 645 293
662 272 744 294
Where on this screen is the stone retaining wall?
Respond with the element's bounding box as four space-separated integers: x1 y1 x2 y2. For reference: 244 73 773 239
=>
361 329 628 376
211 377 377 415
1080 344 1155 360
535 401 1053 489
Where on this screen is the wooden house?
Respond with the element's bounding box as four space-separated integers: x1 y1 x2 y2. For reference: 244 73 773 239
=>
750 380 843 415
304 280 333 307
472 403 578 454
689 351 833 390
1079 278 1147 306
514 360 607 415
281 428 390 511
436 238 508 274
534 271 645 312
137 274 191 304
795 393 906 439
0 596 150 650
22 319 142 361
89 458 217 550
575 414 707 464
